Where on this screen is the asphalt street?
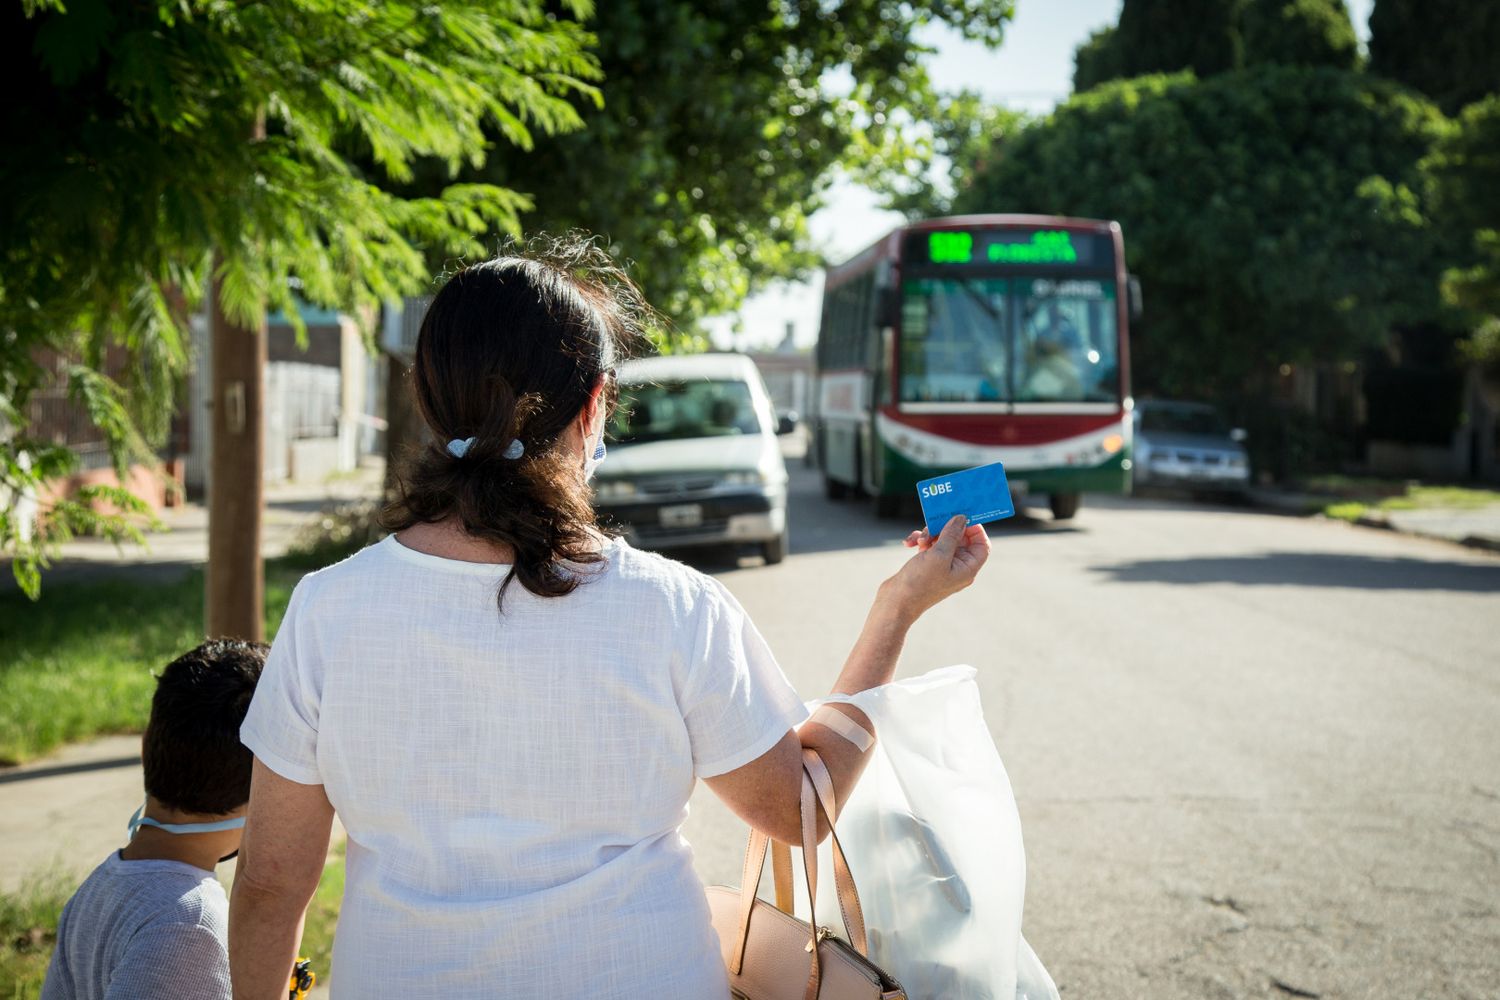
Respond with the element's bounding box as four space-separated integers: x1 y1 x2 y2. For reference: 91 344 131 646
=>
678 463 1500 999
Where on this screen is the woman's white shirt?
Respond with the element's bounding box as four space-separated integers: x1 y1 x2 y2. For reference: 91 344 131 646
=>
240 535 807 998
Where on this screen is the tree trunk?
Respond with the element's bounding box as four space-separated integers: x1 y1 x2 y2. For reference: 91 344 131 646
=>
205 263 268 640
206 111 270 640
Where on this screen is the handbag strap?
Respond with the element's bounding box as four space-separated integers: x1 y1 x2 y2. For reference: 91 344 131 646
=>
729 768 822 980
771 752 869 953
800 748 869 957
728 748 873 989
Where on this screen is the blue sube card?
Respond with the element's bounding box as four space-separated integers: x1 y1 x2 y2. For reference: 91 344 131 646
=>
916 462 1016 537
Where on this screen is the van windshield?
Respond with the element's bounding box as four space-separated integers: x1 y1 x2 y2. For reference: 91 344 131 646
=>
610 380 764 445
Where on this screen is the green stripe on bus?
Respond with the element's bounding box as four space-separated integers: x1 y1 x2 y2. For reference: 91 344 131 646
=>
878 444 1130 497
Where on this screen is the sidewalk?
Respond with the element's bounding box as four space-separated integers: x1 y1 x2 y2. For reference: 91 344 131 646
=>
1248 486 1500 554
4 462 385 592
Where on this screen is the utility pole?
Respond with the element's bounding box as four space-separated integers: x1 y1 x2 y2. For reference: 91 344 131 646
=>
205 116 267 641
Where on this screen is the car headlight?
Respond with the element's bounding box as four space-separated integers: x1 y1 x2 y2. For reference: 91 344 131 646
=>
593 479 638 501
722 470 765 487
1228 456 1248 468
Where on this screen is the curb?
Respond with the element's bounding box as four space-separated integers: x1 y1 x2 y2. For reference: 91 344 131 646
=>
1246 491 1500 556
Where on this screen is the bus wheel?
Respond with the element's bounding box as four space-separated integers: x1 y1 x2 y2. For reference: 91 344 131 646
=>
874 493 902 519
1049 492 1081 521
824 475 849 500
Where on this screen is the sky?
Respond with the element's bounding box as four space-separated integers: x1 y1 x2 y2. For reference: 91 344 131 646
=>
707 0 1375 352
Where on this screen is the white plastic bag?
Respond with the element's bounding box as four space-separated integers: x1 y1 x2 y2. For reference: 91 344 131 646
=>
794 665 1059 1000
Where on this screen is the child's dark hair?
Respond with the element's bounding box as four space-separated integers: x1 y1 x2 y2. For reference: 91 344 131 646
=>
381 233 651 610
142 639 268 816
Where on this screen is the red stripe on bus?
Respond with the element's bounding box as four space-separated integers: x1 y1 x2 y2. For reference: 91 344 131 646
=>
879 406 1122 446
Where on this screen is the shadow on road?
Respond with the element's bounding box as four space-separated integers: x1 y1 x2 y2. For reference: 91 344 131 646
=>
1089 552 1500 593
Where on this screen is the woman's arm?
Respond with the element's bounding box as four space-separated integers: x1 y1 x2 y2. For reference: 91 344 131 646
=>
229 759 335 1000
705 515 990 844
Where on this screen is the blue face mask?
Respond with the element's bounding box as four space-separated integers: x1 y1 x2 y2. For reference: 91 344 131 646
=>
583 416 607 482
128 802 246 863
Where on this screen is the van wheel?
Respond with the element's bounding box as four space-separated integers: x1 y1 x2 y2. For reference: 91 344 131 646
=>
874 493 902 519
762 530 788 565
1049 492 1081 521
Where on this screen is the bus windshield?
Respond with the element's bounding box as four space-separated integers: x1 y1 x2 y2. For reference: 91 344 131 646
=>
610 379 764 445
900 277 1119 404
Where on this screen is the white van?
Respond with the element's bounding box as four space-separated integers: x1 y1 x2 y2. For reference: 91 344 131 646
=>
592 354 792 563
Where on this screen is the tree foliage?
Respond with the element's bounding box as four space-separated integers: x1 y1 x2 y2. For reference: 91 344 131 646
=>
1241 0 1359 70
1073 25 1126 94
1425 95 1500 367
879 92 1030 220
1115 0 1243 80
444 0 1015 332
955 68 1451 398
0 0 601 595
1369 0 1500 115
1072 0 1358 92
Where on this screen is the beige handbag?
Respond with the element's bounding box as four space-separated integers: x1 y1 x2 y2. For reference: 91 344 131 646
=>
706 748 906 1000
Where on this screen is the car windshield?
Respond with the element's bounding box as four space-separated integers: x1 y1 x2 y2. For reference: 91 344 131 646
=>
610 379 764 445
1139 404 1228 436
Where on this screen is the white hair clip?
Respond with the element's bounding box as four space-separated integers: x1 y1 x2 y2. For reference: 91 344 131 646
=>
446 437 476 458
502 439 525 460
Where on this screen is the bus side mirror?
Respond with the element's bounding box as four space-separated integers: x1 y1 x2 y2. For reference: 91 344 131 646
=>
1128 276 1144 322
875 286 900 329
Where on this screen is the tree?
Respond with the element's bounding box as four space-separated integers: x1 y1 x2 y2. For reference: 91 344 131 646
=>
955 68 1451 400
1116 0 1243 80
1241 0 1359 70
1073 25 1126 94
1426 95 1500 367
1 1 601 600
1071 0 1241 93
1072 0 1360 94
1369 0 1500 115
443 0 1016 331
879 93 1030 220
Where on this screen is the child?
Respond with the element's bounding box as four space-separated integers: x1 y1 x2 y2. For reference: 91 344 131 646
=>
42 639 267 1000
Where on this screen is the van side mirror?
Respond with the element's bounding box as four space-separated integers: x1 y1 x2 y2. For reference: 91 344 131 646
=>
1128 276 1144 322
1230 427 1248 443
777 411 800 436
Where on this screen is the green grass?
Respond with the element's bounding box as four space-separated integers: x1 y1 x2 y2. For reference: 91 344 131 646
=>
1319 483 1500 523
0 560 306 766
1382 485 1500 510
0 847 347 999
1323 501 1370 523
0 871 70 999
297 841 346 981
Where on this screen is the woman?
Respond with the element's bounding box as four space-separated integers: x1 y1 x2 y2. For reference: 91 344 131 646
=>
229 238 990 998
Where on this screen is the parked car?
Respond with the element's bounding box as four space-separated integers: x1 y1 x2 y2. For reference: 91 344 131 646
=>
1131 399 1250 494
592 353 792 563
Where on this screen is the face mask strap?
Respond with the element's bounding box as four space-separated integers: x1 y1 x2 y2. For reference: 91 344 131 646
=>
128 801 247 838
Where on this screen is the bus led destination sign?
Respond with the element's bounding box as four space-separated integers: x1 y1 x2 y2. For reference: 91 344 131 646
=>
920 228 1101 268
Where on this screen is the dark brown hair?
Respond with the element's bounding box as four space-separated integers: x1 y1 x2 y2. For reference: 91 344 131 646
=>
381 235 650 609
143 639 267 815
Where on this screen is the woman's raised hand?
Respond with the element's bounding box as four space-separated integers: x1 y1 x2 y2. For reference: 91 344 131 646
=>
889 515 991 618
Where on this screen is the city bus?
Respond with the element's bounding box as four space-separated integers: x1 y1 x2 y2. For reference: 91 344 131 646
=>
812 215 1136 520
